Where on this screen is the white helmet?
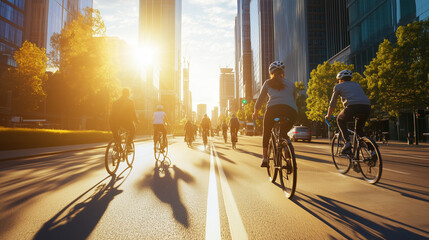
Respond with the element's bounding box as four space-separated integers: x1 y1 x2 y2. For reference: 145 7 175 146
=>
269 61 285 74
336 70 353 79
156 105 164 110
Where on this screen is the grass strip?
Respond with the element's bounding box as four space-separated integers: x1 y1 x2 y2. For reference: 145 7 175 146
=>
0 127 112 150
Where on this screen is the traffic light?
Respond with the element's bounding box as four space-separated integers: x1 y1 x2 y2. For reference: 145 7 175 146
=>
242 99 248 104
417 109 425 119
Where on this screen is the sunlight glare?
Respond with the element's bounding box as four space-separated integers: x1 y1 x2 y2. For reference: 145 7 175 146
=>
135 45 159 68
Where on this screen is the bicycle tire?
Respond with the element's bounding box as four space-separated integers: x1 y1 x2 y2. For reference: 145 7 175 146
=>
357 137 382 184
331 134 351 174
154 138 162 161
279 141 297 199
126 142 135 167
105 140 120 175
266 136 277 183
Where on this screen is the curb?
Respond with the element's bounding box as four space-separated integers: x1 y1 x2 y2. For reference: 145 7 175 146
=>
0 137 152 162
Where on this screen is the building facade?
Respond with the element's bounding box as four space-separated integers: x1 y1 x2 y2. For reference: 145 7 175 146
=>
219 68 235 116
325 0 349 63
183 61 191 118
196 104 206 123
24 0 93 54
236 0 253 102
249 0 274 98
139 0 182 125
0 0 25 70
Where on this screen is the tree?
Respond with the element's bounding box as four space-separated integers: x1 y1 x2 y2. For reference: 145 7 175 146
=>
295 81 309 125
48 8 119 128
3 41 48 114
364 20 429 116
306 61 364 122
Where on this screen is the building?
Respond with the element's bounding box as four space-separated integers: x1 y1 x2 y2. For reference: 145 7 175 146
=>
139 0 182 126
24 0 93 54
219 68 235 115
249 0 274 98
235 0 253 102
325 0 350 63
196 104 206 123
0 0 25 71
234 16 240 111
183 61 191 118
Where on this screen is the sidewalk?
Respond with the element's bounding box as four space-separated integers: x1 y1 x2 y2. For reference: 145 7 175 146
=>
0 135 152 161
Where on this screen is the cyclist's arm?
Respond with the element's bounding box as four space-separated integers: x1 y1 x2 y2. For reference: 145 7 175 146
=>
253 83 268 119
326 86 339 119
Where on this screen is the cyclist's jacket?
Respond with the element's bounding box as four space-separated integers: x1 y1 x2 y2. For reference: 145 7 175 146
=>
229 117 240 131
110 97 137 125
185 121 193 132
153 111 166 125
329 81 370 108
255 78 297 112
201 117 211 130
222 123 228 131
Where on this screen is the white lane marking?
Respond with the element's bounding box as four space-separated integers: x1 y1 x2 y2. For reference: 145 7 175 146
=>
383 168 410 175
212 143 248 240
383 153 428 161
206 144 221 240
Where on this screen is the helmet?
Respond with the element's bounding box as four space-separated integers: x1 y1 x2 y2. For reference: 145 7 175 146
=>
156 105 164 110
336 70 353 79
231 113 236 118
269 61 285 74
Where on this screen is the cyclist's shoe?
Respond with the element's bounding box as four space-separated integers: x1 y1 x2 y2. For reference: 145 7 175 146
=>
352 164 361 173
260 157 269 167
341 141 351 154
371 150 377 160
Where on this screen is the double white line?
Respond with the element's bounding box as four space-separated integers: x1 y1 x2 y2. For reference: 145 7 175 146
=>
206 141 248 240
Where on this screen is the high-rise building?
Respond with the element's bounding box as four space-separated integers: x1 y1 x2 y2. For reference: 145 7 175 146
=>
325 0 350 63
234 16 240 111
183 61 191 118
219 68 235 116
24 0 93 54
139 0 182 125
236 0 253 102
349 0 429 73
272 0 327 86
0 0 25 71
197 104 206 123
249 0 274 98
211 106 218 128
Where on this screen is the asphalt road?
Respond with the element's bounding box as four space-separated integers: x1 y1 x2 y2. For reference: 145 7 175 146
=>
0 135 428 239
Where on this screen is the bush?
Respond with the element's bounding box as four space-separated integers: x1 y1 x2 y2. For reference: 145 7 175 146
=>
0 127 112 150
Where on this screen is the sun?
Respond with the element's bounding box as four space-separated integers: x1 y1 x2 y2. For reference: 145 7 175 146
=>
134 44 159 68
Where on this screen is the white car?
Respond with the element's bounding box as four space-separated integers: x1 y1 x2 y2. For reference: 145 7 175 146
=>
288 126 311 142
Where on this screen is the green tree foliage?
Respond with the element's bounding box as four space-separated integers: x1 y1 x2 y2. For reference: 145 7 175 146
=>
48 8 119 125
364 20 429 116
306 61 364 122
294 81 310 125
3 41 48 113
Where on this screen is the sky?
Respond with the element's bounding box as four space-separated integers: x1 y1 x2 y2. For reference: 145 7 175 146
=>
94 0 237 116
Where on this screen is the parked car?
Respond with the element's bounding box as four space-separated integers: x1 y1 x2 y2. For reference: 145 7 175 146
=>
288 126 311 142
244 122 255 136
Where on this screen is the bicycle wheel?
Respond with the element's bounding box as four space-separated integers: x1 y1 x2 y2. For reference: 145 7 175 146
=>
105 140 120 175
357 137 382 184
126 142 135 167
266 137 277 183
331 134 351 174
280 141 297 199
163 138 169 157
154 138 162 161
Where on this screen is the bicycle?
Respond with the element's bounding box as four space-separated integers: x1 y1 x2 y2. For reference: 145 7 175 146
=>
185 131 193 147
266 117 297 199
105 128 135 175
223 130 227 143
231 131 237 149
326 116 382 184
154 130 168 161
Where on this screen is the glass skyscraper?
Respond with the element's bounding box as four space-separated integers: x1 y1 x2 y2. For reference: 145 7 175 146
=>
250 0 274 99
24 0 93 55
0 0 25 70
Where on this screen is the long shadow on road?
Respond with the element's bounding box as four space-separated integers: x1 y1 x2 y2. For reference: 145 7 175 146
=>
33 168 131 240
292 192 429 239
138 164 194 228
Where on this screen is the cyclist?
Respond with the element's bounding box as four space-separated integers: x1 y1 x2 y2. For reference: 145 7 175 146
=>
109 88 138 152
200 114 211 144
184 119 194 143
229 113 240 143
221 120 228 141
252 61 297 167
325 70 371 154
153 105 169 149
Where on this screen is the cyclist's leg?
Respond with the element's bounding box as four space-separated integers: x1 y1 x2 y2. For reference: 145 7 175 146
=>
124 122 135 148
354 105 371 137
110 121 120 146
261 106 276 166
278 105 297 141
161 125 167 146
153 124 160 145
337 108 352 142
